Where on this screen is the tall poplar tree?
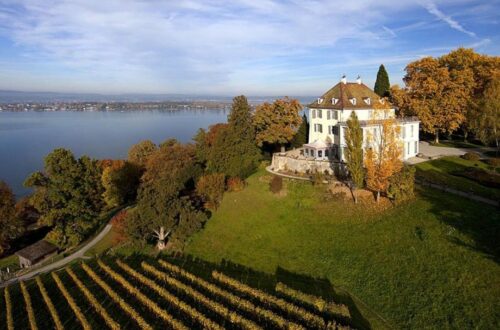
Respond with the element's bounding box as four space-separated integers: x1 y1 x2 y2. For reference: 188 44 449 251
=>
344 112 364 203
374 64 390 97
291 114 309 148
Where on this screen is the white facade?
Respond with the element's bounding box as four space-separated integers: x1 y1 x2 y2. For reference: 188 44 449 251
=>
305 79 419 162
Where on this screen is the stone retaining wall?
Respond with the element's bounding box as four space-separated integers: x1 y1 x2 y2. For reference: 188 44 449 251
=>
271 153 346 176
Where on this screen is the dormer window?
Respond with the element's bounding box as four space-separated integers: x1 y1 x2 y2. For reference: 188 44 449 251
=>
349 98 356 105
364 97 371 105
331 98 338 105
317 98 324 104
379 98 385 104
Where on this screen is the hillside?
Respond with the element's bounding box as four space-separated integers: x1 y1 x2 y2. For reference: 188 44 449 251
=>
1 256 352 329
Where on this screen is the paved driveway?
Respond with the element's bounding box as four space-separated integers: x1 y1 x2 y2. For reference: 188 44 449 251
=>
406 141 491 164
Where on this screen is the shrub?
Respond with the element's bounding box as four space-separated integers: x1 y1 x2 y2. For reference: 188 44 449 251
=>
486 158 500 169
312 171 325 186
227 177 245 192
269 176 283 194
387 165 416 204
462 152 480 161
196 173 226 210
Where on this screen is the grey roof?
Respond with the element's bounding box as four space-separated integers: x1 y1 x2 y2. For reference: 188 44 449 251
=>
16 240 57 261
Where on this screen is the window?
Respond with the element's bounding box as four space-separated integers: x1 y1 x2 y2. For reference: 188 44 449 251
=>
318 150 323 158
402 126 406 139
327 110 331 120
312 109 316 119
325 149 329 157
318 124 323 133
364 97 371 105
411 125 414 138
349 98 356 105
328 125 332 134
407 142 410 155
414 141 418 154
333 111 338 120
332 126 339 135
332 98 338 105
305 149 309 156
318 109 322 118
318 98 323 104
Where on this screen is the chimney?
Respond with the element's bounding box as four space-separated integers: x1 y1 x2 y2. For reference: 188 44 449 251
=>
356 75 362 84
341 74 347 84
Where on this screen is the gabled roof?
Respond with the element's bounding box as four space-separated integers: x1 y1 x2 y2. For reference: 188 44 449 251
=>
308 82 387 110
16 240 57 261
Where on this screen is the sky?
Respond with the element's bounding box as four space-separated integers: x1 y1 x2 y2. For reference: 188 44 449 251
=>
0 0 498 96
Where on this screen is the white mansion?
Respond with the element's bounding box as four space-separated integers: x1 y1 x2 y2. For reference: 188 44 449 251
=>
271 76 420 175
304 76 420 161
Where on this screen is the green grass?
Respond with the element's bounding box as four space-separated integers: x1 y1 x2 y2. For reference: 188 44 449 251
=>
186 169 500 329
415 156 500 200
0 254 18 270
85 227 120 256
429 140 483 149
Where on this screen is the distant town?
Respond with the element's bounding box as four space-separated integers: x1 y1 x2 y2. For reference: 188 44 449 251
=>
0 101 237 112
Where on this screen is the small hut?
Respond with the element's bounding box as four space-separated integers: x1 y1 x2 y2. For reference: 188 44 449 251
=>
15 240 58 268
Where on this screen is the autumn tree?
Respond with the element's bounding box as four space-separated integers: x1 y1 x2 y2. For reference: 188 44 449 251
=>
101 160 141 208
125 141 206 250
344 112 364 202
364 102 403 202
128 140 157 167
254 97 303 152
196 173 225 210
374 64 390 97
470 74 500 153
290 114 309 148
24 149 104 247
403 57 466 143
0 181 23 255
389 85 413 118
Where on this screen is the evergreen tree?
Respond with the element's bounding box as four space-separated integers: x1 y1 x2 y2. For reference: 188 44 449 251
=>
210 95 261 178
291 114 309 148
344 112 364 202
374 64 390 97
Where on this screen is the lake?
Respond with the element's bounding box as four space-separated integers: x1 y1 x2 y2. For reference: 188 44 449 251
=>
0 110 228 197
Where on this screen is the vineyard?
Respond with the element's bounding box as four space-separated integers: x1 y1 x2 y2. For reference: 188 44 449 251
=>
1 257 353 329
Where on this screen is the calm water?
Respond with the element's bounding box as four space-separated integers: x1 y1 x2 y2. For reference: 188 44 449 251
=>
0 110 228 197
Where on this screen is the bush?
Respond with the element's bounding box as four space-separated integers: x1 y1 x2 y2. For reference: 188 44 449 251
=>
387 165 416 204
196 173 226 210
462 152 481 161
269 176 283 194
453 168 500 189
486 158 500 169
227 177 245 192
311 171 324 186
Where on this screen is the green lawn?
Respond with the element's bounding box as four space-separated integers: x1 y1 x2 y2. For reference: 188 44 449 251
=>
415 156 500 200
186 169 500 329
429 140 483 149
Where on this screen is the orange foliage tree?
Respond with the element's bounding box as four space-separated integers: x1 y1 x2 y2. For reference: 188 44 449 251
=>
364 100 403 202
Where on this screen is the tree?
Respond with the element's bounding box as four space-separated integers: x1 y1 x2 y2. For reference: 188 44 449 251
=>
254 97 303 152
101 160 141 208
403 57 465 143
124 142 206 250
344 112 364 203
128 140 157 167
374 64 391 97
196 96 260 179
24 149 104 248
290 114 309 148
470 75 500 154
389 85 413 118
0 181 23 255
364 102 403 202
196 173 225 210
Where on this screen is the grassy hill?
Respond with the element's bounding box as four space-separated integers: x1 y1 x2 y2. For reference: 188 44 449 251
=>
1 256 352 329
186 168 500 329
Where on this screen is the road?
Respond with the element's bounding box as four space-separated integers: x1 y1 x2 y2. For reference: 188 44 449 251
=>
0 223 113 287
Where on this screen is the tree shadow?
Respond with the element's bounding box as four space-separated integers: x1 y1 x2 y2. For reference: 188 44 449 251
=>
418 186 500 264
150 253 379 329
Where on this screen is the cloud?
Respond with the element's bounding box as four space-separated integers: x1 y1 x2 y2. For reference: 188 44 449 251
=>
421 1 476 37
0 0 494 94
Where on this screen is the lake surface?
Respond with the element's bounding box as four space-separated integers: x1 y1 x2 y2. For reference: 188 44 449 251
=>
0 110 228 197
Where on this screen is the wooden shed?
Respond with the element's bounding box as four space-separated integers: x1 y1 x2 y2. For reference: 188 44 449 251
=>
15 240 58 268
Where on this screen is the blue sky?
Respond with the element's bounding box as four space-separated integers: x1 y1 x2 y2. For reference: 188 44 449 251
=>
0 0 498 96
